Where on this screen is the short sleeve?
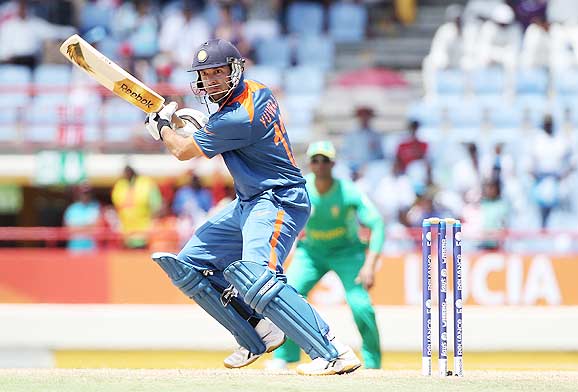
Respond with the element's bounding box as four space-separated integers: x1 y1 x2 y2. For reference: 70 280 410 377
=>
192 109 252 158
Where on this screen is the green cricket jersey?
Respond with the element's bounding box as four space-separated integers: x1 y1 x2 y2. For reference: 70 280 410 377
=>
300 173 385 255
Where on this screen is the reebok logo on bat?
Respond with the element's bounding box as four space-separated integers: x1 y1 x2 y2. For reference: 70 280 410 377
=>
119 83 154 108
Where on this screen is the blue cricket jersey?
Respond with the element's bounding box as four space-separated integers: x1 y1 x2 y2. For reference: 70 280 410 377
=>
192 76 305 201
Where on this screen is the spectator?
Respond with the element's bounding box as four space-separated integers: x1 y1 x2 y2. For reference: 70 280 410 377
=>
528 115 574 228
340 106 384 173
520 17 550 69
214 3 252 61
172 172 213 222
371 159 416 225
422 4 478 96
481 143 515 187
508 0 547 29
476 4 522 72
0 0 75 69
63 184 101 252
395 120 429 174
402 188 443 228
149 201 179 253
549 21 578 71
158 1 210 68
478 178 509 250
452 143 481 202
111 165 162 248
115 0 159 76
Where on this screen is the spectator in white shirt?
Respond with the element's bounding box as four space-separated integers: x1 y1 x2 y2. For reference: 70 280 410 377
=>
520 17 550 69
476 4 522 72
0 0 74 69
422 4 479 97
528 115 574 228
549 22 578 72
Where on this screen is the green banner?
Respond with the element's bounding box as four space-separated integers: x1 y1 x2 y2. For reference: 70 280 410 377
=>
36 151 86 185
0 184 22 213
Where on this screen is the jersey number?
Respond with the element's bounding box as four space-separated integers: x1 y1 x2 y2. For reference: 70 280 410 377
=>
273 119 297 166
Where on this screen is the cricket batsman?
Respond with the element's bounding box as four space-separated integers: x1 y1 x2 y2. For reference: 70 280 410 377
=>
270 141 384 370
144 39 361 375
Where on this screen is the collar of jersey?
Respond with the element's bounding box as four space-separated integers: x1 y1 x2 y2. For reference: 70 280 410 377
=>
218 75 246 111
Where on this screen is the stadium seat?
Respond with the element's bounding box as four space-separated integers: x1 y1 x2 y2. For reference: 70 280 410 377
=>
23 105 61 143
284 66 325 96
447 101 483 132
281 94 316 144
255 37 292 68
295 36 335 70
0 65 31 107
102 101 142 142
472 68 505 95
245 66 283 91
287 2 324 37
513 95 548 128
169 68 194 94
34 64 71 104
0 106 19 143
79 1 112 33
283 95 316 125
328 2 367 43
407 100 442 128
65 105 102 143
435 69 465 96
516 68 548 96
488 103 523 129
34 64 72 86
553 69 578 96
552 97 578 128
245 20 281 46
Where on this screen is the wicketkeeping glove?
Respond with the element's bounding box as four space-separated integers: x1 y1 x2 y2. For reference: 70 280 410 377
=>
145 101 178 140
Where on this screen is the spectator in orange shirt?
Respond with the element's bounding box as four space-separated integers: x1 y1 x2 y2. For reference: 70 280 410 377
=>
149 201 179 253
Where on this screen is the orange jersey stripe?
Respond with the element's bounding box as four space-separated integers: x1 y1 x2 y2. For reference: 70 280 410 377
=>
268 209 285 270
229 80 266 122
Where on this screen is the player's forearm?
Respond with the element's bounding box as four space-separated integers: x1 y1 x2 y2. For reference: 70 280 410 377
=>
161 127 203 160
368 221 385 253
363 250 380 270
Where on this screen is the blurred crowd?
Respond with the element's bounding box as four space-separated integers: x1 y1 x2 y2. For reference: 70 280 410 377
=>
62 164 235 253
423 0 578 96
0 0 379 82
337 103 577 253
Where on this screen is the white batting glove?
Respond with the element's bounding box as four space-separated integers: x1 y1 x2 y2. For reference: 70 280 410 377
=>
145 101 178 140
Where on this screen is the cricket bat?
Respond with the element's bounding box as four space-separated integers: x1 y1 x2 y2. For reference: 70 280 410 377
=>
59 34 166 113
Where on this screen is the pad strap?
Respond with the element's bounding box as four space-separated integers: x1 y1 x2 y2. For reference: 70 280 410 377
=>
224 260 338 361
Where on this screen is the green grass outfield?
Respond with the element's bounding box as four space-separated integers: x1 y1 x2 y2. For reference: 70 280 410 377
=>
1 369 578 392
1 351 577 391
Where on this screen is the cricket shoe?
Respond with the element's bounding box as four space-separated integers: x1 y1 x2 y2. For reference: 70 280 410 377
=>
296 339 361 376
223 318 286 369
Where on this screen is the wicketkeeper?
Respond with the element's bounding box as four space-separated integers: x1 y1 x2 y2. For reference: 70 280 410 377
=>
271 141 384 370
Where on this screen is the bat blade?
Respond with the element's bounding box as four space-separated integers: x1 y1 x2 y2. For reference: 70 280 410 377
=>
59 34 165 113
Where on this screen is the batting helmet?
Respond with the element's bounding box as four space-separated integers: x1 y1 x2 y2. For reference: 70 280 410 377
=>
188 39 245 103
